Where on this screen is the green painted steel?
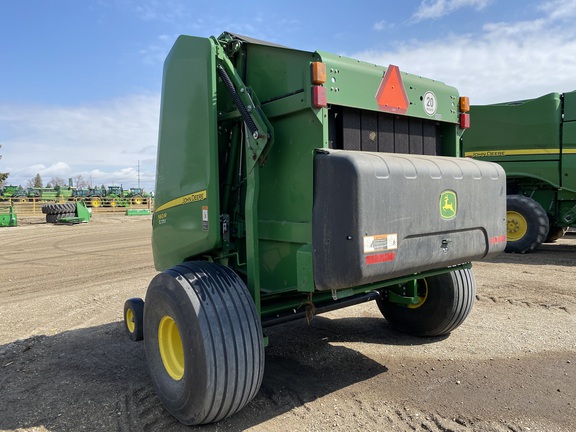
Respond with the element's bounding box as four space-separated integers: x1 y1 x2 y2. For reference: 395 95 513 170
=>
126 209 151 216
75 201 91 222
151 31 501 317
0 202 17 227
318 51 460 124
152 36 220 270
462 91 576 229
55 202 91 224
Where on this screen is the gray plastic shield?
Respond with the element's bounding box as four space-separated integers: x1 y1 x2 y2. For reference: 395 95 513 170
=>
312 150 506 291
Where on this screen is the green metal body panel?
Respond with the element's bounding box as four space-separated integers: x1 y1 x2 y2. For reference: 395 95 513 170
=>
318 51 460 124
152 36 220 270
151 32 498 319
462 91 576 227
54 202 91 224
75 201 91 222
0 203 17 227
126 209 151 216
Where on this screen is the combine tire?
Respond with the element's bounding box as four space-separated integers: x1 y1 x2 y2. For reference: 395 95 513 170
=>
377 268 476 337
505 195 549 253
124 298 144 341
132 195 143 205
143 261 264 425
46 212 76 223
42 203 77 214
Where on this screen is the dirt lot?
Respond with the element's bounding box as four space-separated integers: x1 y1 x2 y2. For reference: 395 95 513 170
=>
1 215 574 432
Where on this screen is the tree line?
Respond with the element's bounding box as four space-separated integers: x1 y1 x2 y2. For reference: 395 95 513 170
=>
1 146 103 190
25 174 97 189
0 144 8 186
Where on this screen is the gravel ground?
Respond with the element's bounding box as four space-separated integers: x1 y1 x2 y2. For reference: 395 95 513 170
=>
0 215 574 432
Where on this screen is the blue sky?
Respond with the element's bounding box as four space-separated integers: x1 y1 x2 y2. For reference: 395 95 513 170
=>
1 0 575 190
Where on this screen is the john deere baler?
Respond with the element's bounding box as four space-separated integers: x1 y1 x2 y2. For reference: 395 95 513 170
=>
124 32 506 425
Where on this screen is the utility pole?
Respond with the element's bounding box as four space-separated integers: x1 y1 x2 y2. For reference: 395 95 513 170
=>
138 160 141 188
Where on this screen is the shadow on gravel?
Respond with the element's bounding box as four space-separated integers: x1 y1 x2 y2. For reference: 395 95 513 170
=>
479 241 576 267
0 312 430 431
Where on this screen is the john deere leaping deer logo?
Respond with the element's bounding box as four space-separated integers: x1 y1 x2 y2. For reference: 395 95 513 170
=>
440 191 457 219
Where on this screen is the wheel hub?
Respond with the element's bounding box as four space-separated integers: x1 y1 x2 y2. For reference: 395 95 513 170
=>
507 210 528 241
125 309 135 333
158 316 185 381
408 279 429 309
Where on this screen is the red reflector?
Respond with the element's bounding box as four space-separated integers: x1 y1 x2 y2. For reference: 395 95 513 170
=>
365 252 396 265
460 113 470 129
313 86 327 107
489 235 507 245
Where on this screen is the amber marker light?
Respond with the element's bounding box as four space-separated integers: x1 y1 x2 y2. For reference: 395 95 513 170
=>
312 61 326 84
460 96 470 113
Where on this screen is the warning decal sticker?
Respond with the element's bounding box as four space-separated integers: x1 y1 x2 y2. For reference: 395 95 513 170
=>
202 206 209 231
363 233 398 254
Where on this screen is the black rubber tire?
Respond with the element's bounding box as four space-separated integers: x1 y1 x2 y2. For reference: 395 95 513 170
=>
46 212 76 223
46 214 59 223
376 268 476 337
124 298 144 341
544 225 568 243
42 202 77 214
505 195 549 253
143 261 264 425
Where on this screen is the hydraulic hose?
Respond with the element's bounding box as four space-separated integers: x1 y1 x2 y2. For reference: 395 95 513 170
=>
216 64 259 138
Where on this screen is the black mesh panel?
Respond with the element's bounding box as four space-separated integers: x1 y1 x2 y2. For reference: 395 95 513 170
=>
329 106 441 156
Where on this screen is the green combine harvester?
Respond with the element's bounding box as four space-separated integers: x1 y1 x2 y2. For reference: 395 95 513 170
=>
123 32 507 425
462 91 576 252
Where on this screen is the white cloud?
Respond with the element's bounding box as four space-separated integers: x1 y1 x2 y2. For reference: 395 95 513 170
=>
413 0 492 21
139 34 177 66
373 20 395 31
356 1 576 105
0 94 160 190
131 0 189 23
539 0 576 20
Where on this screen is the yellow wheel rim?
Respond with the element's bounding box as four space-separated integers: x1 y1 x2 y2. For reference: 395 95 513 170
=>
507 210 527 241
92 198 101 207
125 308 135 333
110 200 117 207
408 279 429 309
135 197 143 205
158 316 185 380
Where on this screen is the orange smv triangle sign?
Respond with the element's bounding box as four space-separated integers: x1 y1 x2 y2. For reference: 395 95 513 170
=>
375 65 409 114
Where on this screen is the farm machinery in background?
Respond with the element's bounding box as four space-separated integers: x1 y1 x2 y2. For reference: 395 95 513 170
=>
462 91 576 252
41 201 91 224
0 202 17 227
1 185 75 202
71 186 151 207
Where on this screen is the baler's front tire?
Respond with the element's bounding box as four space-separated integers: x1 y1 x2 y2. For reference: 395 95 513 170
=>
143 261 264 425
124 298 144 341
376 268 476 337
505 195 549 253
